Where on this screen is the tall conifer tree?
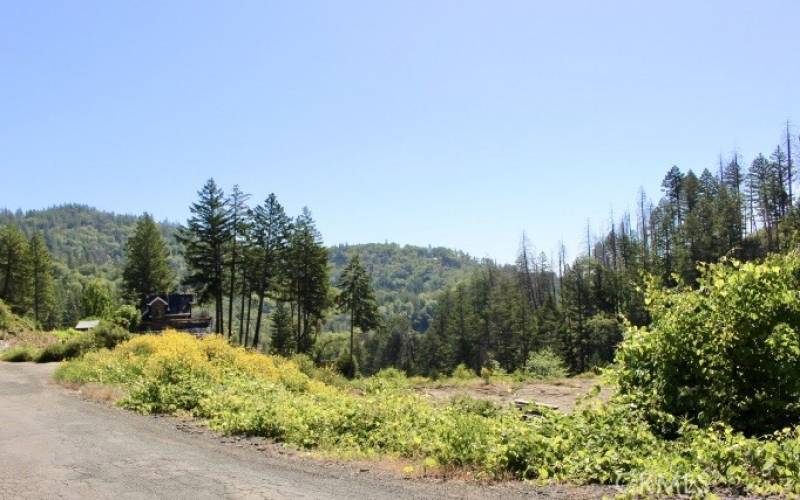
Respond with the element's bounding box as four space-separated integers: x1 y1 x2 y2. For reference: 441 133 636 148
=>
27 232 54 326
336 254 380 374
251 193 289 348
122 213 174 301
0 225 30 314
178 179 231 334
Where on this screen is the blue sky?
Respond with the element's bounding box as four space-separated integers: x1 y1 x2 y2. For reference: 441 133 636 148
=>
2 1 799 263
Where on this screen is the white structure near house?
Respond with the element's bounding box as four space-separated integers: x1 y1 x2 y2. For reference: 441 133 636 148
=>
74 320 100 331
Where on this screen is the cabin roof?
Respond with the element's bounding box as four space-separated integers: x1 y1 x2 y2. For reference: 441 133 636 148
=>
146 296 169 307
75 320 100 330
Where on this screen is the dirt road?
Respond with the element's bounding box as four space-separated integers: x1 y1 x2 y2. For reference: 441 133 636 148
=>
0 362 610 499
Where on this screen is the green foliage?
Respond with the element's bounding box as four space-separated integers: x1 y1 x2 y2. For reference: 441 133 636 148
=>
335 351 359 378
0 204 183 283
112 305 140 332
80 278 114 319
328 243 479 332
178 179 230 334
286 207 331 353
524 349 567 379
269 303 294 356
58 332 800 496
615 253 800 435
122 213 174 300
35 333 96 363
0 224 30 314
248 192 290 348
0 299 36 336
1 345 37 362
451 363 474 380
27 232 56 327
90 321 132 350
336 254 380 368
289 353 348 388
7 321 131 363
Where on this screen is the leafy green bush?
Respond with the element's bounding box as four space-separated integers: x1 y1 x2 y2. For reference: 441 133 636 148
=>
24 321 130 363
112 305 140 332
90 321 131 349
615 253 800 435
335 352 358 379
451 363 474 380
290 353 347 388
0 299 36 337
35 333 96 363
1 345 37 362
524 349 568 379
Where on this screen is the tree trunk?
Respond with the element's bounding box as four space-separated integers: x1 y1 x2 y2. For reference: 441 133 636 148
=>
238 267 247 345
349 306 355 362
227 239 236 340
245 292 253 347
253 289 266 349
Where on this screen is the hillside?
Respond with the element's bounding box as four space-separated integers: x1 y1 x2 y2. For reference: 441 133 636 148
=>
0 205 479 331
329 243 479 331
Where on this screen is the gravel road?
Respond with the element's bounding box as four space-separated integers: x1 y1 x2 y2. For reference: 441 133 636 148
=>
0 362 608 499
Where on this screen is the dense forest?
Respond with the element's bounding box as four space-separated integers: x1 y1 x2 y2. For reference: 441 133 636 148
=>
408 123 800 377
0 204 477 340
1 123 799 378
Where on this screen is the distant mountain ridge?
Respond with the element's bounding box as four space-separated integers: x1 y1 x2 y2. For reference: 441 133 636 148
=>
0 204 479 331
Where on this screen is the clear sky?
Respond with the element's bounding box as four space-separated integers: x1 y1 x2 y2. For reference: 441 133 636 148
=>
2 1 799 263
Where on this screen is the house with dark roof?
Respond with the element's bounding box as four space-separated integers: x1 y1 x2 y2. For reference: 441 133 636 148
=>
139 293 211 333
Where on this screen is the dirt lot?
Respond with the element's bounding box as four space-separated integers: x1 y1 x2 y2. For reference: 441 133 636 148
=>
417 376 610 413
0 362 617 499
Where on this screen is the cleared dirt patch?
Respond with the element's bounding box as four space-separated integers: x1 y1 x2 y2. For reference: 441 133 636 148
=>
417 376 610 413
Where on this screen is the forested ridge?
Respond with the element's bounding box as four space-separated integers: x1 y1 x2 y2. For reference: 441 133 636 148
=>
414 122 800 377
2 123 800 377
0 204 478 335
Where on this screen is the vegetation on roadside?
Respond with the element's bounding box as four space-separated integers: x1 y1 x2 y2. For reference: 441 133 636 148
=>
57 328 800 497
1 321 129 363
616 252 800 436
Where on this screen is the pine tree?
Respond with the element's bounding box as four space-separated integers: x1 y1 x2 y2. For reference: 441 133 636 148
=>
269 302 295 356
336 254 380 374
0 225 30 314
287 208 330 353
237 217 257 346
251 193 290 348
27 232 54 326
662 166 685 225
122 213 174 301
225 185 251 340
178 179 231 334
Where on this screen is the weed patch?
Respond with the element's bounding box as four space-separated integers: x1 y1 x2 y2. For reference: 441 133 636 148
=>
56 331 800 496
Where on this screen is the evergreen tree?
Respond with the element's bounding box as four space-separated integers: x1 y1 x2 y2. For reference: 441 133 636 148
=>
0 225 30 314
27 232 55 326
661 166 685 225
178 179 231 334
226 185 250 340
287 208 330 353
122 213 174 301
237 212 257 345
251 193 290 348
269 302 294 356
336 254 380 374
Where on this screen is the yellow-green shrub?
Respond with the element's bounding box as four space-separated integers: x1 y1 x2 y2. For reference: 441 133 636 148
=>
56 330 800 495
